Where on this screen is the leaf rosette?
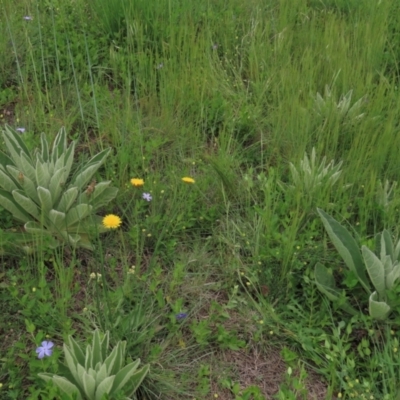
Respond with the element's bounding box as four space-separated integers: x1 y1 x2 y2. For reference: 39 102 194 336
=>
0 125 118 250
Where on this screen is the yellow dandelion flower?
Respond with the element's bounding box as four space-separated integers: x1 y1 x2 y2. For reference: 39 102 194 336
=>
182 177 195 184
130 178 144 187
102 214 122 229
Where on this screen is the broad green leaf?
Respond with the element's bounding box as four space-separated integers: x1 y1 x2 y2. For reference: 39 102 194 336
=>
79 181 111 204
88 187 119 211
12 189 40 219
63 344 80 386
8 168 40 203
69 148 110 186
81 370 96 398
56 128 67 158
40 133 50 162
2 134 25 171
35 159 51 188
382 230 394 261
39 375 82 400
36 152 45 165
74 234 94 250
20 152 37 183
37 186 53 215
80 148 111 170
104 345 121 376
49 167 68 205
394 238 400 262
2 126 31 167
85 344 92 370
63 142 75 175
87 367 97 380
362 246 385 297
95 363 109 386
65 204 92 227
48 209 66 231
4 125 32 159
91 330 102 366
76 364 87 390
100 330 110 362
65 218 99 234
72 162 102 191
53 152 65 173
51 127 67 163
111 359 141 395
95 375 115 400
66 335 86 367
125 364 150 397
57 187 79 213
37 372 53 382
59 231 81 247
0 149 14 170
0 167 19 192
317 208 370 293
24 221 47 234
386 264 400 290
116 342 127 371
0 189 31 222
382 255 393 277
369 291 391 320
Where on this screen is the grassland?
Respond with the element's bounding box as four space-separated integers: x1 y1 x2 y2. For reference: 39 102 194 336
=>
1 0 400 398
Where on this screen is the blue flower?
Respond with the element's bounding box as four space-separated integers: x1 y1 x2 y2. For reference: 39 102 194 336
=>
176 313 188 321
36 341 54 359
142 192 152 202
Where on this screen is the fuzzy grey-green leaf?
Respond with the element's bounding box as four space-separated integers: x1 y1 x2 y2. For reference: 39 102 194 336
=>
57 186 79 213
48 209 66 231
40 375 82 400
369 292 391 320
37 187 53 216
35 159 51 188
111 359 142 395
317 208 370 293
65 204 92 227
12 189 40 219
95 375 115 400
0 189 32 222
362 246 385 298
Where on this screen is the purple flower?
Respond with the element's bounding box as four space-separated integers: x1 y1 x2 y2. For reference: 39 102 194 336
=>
142 192 152 202
23 16 33 21
176 313 188 321
16 127 26 133
36 341 54 359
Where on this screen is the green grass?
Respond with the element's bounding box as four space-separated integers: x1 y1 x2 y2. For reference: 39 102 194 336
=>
1 0 400 398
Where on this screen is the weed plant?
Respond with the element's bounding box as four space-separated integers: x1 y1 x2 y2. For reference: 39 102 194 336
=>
2 0 400 399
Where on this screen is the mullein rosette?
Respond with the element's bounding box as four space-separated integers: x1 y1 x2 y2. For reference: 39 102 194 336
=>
0 125 118 251
314 209 400 320
38 330 150 400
